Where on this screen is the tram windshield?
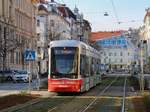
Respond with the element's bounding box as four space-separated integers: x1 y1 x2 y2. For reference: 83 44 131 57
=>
51 47 78 78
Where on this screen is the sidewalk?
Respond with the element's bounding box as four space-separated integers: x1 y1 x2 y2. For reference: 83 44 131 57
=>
30 90 57 98
0 90 20 97
0 90 57 98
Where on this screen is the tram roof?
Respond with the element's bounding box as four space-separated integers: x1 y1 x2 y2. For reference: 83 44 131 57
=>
49 40 87 47
49 40 100 54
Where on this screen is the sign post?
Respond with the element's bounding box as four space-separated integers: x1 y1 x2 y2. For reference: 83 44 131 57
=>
24 49 36 92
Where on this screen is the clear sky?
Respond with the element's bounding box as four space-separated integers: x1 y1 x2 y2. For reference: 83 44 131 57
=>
54 0 150 32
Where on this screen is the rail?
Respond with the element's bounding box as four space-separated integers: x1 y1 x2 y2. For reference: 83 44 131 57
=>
121 76 127 112
79 76 119 112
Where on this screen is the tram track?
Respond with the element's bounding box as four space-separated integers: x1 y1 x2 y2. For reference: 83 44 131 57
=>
8 76 130 112
78 76 128 112
78 76 120 112
121 76 127 112
47 76 122 112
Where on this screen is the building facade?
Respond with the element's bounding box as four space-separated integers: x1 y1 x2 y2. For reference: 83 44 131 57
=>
36 2 73 74
36 1 92 74
91 31 137 72
140 8 150 55
0 0 38 75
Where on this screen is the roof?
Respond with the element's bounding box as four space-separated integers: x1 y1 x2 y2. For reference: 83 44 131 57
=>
57 6 76 20
90 31 122 42
57 6 68 17
144 12 150 22
83 19 91 30
38 4 48 12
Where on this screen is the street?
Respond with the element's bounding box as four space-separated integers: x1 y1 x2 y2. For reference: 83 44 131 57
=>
0 76 136 112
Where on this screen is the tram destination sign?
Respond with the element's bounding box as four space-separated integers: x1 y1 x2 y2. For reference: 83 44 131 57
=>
54 48 76 54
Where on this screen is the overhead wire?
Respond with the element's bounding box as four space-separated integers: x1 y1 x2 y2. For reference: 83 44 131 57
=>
109 0 120 24
60 0 65 4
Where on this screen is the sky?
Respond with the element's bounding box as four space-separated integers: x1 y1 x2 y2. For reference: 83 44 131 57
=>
54 0 150 32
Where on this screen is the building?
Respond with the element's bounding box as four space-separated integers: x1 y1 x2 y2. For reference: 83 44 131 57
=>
91 31 137 71
139 8 150 73
74 7 91 43
36 2 74 74
36 1 92 74
140 8 150 56
0 0 38 75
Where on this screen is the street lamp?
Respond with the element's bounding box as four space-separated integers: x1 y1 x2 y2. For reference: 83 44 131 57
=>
104 12 109 16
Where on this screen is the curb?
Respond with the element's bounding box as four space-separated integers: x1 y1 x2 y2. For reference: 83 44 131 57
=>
0 92 57 112
1 98 42 112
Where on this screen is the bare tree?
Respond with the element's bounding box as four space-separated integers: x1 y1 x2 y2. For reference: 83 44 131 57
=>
48 30 61 41
0 27 21 71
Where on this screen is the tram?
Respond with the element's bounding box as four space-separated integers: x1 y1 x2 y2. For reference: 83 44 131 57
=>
48 40 101 92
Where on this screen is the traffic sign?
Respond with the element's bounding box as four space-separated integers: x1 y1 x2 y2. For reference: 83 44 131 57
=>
24 49 36 61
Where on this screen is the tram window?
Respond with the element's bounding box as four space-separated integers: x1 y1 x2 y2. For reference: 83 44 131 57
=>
93 59 97 75
51 47 78 79
90 58 99 75
80 55 89 77
85 56 90 75
80 55 86 77
90 58 94 76
96 60 100 74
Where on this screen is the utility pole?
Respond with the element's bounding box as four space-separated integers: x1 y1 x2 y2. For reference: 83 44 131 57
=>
140 40 144 95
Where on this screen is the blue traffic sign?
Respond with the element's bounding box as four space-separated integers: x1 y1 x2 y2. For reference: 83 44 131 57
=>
24 49 36 61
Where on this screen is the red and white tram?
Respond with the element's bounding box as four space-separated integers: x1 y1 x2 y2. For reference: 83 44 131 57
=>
48 40 101 92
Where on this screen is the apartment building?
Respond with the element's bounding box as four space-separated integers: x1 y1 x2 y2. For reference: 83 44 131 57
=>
0 0 38 74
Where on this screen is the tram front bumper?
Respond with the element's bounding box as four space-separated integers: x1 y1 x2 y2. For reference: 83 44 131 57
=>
48 79 82 92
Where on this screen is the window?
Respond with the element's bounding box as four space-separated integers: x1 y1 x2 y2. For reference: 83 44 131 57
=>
16 52 18 64
0 25 1 43
37 19 40 26
104 52 106 56
122 40 126 44
112 40 116 45
104 58 106 63
50 20 55 27
114 52 117 56
51 47 78 78
10 51 14 64
109 52 112 56
128 52 130 56
107 58 110 63
19 52 21 64
4 27 7 39
120 52 123 56
120 59 123 63
80 55 89 76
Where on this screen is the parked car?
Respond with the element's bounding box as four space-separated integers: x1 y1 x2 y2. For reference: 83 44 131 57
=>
0 70 14 81
101 70 106 75
13 70 32 83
